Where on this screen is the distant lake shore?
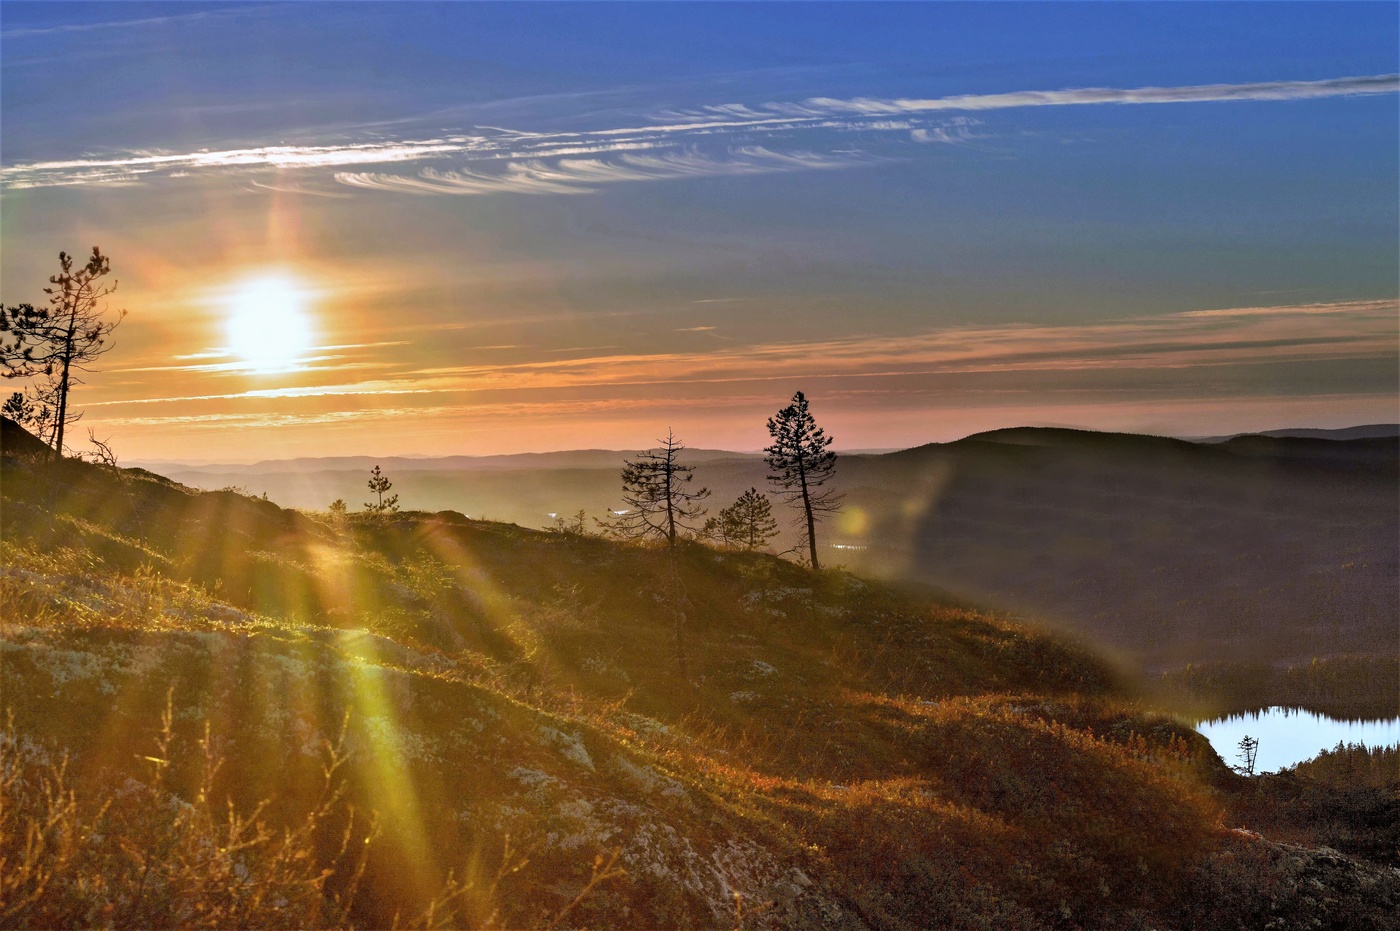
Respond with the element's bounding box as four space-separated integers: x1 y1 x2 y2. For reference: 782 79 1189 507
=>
1195 706 1400 773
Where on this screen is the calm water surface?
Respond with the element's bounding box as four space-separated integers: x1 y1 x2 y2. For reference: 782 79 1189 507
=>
1195 707 1399 773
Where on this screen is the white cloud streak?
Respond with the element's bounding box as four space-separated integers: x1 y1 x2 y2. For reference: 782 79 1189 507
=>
2 139 488 190
3 74 1392 193
335 146 875 196
87 299 1397 411
1 7 252 38
686 74 1400 120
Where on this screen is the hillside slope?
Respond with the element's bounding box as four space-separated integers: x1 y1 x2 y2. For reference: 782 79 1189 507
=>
2 429 1395 929
140 426 1398 671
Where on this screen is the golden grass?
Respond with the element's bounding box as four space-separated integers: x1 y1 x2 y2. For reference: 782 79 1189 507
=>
2 452 1396 929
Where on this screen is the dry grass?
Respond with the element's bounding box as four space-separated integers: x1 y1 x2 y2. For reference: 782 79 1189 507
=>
0 701 369 929
1 450 1396 929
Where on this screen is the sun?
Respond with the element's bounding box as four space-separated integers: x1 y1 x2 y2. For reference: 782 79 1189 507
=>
223 273 315 372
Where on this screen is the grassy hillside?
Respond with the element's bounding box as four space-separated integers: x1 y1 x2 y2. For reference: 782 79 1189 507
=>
2 430 1396 929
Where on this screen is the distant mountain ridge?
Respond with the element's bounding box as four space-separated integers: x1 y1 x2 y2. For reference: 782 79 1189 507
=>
129 447 761 476
1195 423 1399 442
835 425 1396 669
129 424 1397 475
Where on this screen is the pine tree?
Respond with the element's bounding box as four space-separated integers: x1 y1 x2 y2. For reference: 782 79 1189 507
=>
0 248 125 458
551 509 590 535
765 390 842 570
713 488 779 551
598 429 709 548
3 371 64 451
2 391 32 424
364 465 399 514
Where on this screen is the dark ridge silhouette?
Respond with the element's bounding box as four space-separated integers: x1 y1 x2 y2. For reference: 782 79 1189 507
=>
828 427 1398 669
1197 424 1400 442
1 414 52 459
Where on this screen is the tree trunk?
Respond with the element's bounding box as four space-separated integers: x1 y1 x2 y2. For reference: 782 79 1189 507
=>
664 447 676 547
797 457 819 570
52 306 79 459
665 487 675 546
53 333 75 461
667 550 687 679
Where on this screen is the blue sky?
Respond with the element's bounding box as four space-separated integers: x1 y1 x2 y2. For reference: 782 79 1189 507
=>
1 2 1396 458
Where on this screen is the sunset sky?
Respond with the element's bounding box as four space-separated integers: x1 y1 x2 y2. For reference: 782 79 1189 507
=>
2 2 1396 461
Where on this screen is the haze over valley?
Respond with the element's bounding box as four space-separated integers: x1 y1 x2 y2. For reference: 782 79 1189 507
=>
140 424 1400 674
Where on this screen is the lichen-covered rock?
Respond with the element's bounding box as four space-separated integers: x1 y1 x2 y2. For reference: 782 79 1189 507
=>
1177 830 1400 931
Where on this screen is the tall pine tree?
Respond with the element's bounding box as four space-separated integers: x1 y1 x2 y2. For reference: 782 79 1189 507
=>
0 248 125 458
765 391 841 569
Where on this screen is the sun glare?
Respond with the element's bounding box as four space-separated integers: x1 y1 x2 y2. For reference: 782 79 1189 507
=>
224 274 315 372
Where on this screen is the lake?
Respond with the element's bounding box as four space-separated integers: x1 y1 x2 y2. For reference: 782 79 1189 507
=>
1196 706 1400 773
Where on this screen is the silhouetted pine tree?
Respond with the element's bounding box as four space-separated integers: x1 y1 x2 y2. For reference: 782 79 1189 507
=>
598 429 709 548
364 465 399 514
765 391 841 570
0 248 125 459
709 487 779 551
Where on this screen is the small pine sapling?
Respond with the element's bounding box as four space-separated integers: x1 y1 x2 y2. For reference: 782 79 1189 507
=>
714 488 779 551
364 465 399 515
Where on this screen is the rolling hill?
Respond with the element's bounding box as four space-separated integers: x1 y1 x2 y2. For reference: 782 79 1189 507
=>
840 428 1399 670
2 418 1396 929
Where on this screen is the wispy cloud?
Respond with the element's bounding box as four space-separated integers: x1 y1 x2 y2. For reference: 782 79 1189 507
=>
4 74 1392 193
367 299 1396 393
1176 303 1382 319
1 139 488 190
690 74 1400 119
110 340 411 377
88 299 1396 412
910 118 981 144
335 146 876 196
88 379 444 407
1 6 253 38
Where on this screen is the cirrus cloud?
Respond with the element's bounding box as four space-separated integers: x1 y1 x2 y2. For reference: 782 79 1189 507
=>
3 74 1392 193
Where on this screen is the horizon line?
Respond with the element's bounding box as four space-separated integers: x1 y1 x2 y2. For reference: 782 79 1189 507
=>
110 421 1399 468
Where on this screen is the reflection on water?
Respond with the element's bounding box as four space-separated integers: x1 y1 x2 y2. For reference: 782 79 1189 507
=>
1196 706 1400 773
